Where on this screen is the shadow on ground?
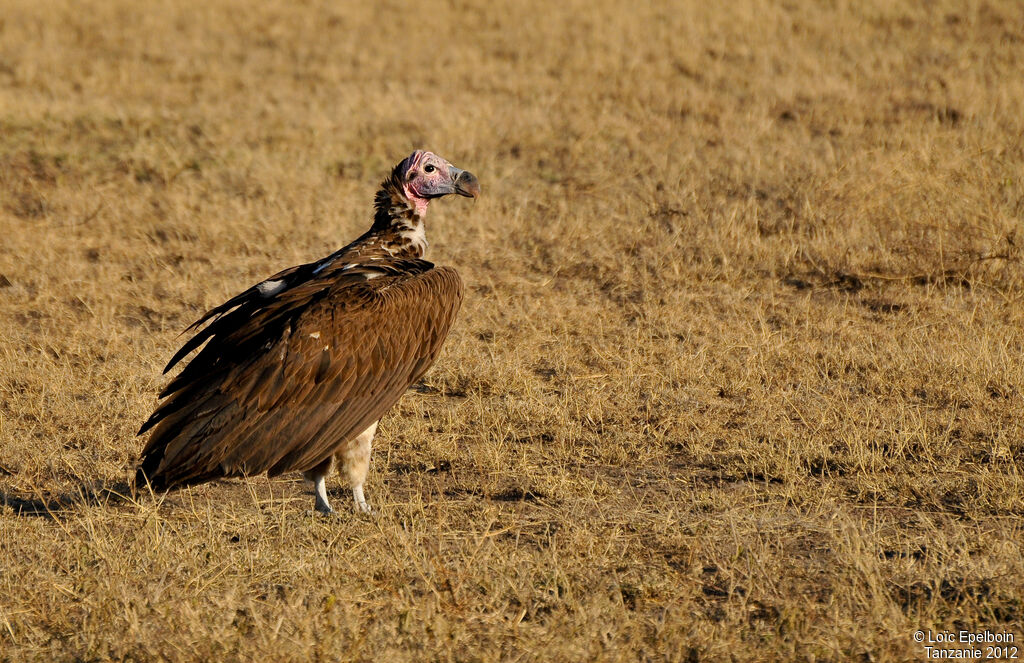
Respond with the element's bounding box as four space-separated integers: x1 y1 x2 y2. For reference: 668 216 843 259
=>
0 481 135 519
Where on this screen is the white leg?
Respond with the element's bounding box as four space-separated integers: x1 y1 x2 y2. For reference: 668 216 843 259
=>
312 474 333 514
338 421 377 514
302 456 335 515
353 485 370 514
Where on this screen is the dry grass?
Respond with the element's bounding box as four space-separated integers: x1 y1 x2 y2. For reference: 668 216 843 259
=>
1 0 1023 660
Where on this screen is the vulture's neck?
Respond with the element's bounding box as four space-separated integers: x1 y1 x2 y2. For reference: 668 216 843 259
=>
365 175 428 259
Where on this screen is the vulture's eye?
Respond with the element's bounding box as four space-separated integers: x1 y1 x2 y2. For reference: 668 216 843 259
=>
424 164 436 173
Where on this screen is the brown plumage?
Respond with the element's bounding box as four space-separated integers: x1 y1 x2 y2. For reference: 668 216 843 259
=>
135 150 479 514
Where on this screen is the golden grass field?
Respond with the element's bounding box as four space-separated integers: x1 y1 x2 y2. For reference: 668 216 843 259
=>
1 0 1023 660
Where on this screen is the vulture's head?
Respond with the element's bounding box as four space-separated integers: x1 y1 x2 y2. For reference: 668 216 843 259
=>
395 150 479 215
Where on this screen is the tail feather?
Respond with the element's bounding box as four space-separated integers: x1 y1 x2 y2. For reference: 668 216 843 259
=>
136 394 247 492
134 448 170 492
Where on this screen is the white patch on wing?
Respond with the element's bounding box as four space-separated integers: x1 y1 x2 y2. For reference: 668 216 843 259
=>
257 279 286 296
363 272 382 280
312 258 335 275
342 263 357 270
309 331 321 339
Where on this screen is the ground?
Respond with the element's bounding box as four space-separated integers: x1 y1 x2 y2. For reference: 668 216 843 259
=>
1 0 1023 661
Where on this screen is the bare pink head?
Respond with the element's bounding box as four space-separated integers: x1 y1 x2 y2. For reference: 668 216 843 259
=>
395 150 480 215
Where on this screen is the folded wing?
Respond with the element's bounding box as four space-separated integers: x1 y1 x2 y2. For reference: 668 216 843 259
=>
136 261 463 490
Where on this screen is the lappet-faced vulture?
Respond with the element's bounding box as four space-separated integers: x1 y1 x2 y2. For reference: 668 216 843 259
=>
135 150 479 514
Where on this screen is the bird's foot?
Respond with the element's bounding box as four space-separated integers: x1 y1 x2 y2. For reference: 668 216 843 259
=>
353 485 374 515
309 507 342 518
310 475 338 516
310 498 341 518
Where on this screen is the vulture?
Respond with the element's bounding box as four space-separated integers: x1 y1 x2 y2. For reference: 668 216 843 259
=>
135 150 479 514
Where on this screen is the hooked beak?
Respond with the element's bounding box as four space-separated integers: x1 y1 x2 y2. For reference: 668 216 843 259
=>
449 166 480 198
